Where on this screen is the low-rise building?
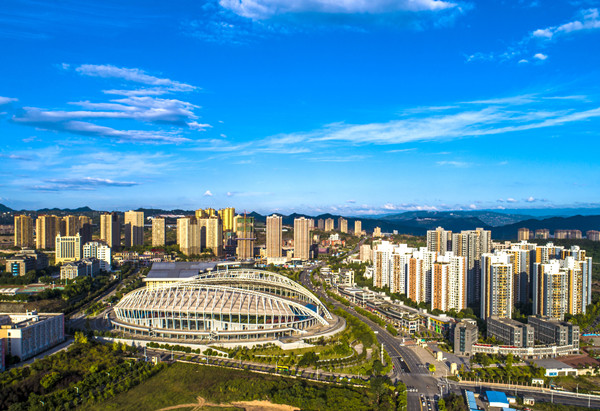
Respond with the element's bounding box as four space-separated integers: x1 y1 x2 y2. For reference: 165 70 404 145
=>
454 319 479 356
528 315 579 349
487 316 534 348
83 241 111 271
0 311 64 361
60 261 86 279
5 255 36 276
14 249 48 270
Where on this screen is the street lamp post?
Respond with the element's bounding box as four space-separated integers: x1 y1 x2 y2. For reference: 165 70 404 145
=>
577 383 579 397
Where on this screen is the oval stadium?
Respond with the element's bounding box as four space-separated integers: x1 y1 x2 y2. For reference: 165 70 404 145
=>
112 268 339 342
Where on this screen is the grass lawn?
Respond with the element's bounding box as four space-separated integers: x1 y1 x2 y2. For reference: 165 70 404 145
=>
83 362 385 411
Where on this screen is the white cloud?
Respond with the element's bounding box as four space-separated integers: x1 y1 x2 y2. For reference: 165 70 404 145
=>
204 190 213 197
468 204 477 209
436 160 471 167
75 64 197 92
188 121 212 131
526 196 536 202
0 96 17 105
532 8 600 40
219 0 457 19
533 53 548 60
506 198 517 203
518 59 529 64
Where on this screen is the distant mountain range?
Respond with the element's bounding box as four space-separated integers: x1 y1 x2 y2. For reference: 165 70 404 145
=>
1 204 599 240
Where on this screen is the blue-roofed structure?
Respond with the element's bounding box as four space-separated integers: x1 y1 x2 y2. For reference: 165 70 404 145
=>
464 390 478 411
486 391 509 408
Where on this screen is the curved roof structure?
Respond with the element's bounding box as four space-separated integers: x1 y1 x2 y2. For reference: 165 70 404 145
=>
195 268 332 320
113 268 333 341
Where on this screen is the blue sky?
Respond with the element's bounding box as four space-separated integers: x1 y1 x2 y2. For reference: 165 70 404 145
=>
1 0 600 215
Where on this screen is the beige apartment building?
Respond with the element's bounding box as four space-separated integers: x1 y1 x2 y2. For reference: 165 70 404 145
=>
354 220 362 236
124 210 144 247
294 217 310 260
14 215 34 248
266 214 282 258
35 215 60 250
324 218 334 232
152 218 166 247
338 217 348 233
100 212 121 250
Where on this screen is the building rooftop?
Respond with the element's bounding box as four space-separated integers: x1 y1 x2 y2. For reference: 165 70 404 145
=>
486 391 509 407
532 358 574 370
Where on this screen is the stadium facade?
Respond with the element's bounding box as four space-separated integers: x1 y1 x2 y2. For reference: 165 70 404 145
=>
112 268 335 341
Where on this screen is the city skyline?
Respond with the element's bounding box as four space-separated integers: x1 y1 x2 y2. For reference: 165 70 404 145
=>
1 1 600 214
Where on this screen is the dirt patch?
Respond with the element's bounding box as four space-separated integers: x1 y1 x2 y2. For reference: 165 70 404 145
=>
157 397 298 411
560 354 600 368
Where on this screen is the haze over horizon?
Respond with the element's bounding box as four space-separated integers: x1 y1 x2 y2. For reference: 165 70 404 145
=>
1 1 600 214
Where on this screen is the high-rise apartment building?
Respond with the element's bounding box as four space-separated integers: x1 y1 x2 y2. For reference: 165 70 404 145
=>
14 215 34 248
266 215 282 258
78 216 93 244
294 217 310 260
535 229 550 239
587 230 600 241
124 210 144 247
518 228 530 241
100 212 121 250
35 215 59 249
555 229 582 239
431 253 466 312
317 219 325 230
532 247 592 320
338 217 348 233
532 260 568 319
82 241 111 271
481 252 513 320
152 218 166 247
177 217 203 256
62 215 79 236
373 227 382 238
324 218 334 232
452 228 491 306
201 216 223 257
235 215 255 259
55 234 81 263
195 208 217 219
218 207 235 232
427 227 452 255
354 220 362 236
359 244 372 262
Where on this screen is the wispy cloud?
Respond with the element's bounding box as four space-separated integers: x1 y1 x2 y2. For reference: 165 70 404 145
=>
0 153 32 161
468 8 600 64
0 96 18 105
74 64 197 92
184 0 468 45
192 91 600 157
436 160 472 167
31 177 139 191
220 0 458 20
203 190 213 196
12 64 206 144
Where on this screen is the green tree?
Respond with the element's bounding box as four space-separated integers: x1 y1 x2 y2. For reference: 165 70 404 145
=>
438 398 447 411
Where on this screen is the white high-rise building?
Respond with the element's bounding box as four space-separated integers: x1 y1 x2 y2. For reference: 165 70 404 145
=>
83 241 112 271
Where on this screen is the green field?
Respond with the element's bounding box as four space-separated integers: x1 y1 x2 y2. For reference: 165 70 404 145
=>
84 362 400 411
